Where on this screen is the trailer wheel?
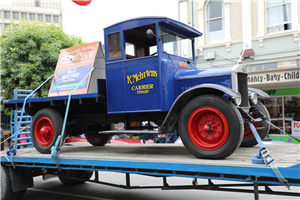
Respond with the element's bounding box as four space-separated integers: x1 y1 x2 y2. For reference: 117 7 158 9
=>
241 101 270 147
1 164 14 200
31 108 63 154
179 95 244 159
58 170 93 186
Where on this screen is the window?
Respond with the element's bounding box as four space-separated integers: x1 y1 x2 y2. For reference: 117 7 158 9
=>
53 15 59 23
37 14 43 21
161 29 193 60
108 32 121 60
4 24 10 29
124 24 157 60
125 43 135 57
0 11 2 19
297 60 300 66
4 11 10 19
249 62 277 71
29 13 35 20
267 0 291 33
45 15 51 22
21 13 27 20
13 12 19 20
207 0 225 41
35 0 40 7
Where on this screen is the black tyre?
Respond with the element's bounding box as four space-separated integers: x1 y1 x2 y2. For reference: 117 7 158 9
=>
178 95 244 159
1 165 14 200
241 101 271 147
31 108 63 154
84 124 112 146
12 189 27 200
58 170 93 186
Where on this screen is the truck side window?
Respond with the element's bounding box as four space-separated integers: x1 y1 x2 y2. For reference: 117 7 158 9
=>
124 24 157 60
108 32 121 60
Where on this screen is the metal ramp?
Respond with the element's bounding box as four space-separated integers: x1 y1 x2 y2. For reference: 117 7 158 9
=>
10 89 34 149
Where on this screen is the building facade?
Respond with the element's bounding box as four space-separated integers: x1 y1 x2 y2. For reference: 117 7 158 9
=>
179 0 300 142
0 0 62 34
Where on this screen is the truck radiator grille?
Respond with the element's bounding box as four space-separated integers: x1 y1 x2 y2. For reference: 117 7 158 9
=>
237 73 249 107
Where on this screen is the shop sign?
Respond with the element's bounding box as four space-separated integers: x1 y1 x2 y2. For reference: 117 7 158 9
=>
292 121 300 135
248 69 299 84
262 87 300 96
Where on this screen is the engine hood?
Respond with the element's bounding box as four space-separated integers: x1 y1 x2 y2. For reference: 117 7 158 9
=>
175 66 233 80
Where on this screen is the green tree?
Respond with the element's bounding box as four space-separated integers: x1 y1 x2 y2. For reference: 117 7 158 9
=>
0 21 85 101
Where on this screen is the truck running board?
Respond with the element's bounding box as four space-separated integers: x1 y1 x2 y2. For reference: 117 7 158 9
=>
98 130 159 135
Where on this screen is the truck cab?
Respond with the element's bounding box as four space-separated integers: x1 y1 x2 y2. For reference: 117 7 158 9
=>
104 17 201 113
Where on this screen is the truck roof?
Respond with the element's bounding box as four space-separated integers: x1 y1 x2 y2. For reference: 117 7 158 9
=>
104 16 202 38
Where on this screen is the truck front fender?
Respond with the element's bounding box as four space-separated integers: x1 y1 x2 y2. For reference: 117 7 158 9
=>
248 87 269 97
159 84 241 133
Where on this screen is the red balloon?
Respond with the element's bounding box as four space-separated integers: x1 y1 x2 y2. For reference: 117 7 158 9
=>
72 0 92 6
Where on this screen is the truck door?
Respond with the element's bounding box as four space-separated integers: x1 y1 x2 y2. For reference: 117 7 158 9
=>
123 24 161 113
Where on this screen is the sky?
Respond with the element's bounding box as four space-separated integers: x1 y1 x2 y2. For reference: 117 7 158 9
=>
1 0 178 43
61 0 178 43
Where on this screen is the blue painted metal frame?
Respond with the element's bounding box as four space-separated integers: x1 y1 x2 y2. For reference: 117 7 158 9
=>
1 156 299 187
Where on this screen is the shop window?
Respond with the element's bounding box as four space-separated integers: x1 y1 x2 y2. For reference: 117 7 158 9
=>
13 12 19 20
297 60 300 67
284 96 300 135
123 24 157 60
4 11 10 19
249 62 277 71
266 0 291 33
21 13 27 20
264 97 283 134
206 0 225 41
108 32 121 60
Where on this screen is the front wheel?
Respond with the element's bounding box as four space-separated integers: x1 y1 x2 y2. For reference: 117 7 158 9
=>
31 108 63 154
178 95 244 159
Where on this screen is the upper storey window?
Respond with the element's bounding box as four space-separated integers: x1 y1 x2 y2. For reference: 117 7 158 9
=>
207 0 225 41
267 0 291 33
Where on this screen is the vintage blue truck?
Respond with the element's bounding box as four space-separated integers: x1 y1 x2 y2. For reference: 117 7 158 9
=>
3 17 270 159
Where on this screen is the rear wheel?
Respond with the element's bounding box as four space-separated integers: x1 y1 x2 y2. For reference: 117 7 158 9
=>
59 170 93 186
84 124 112 146
241 101 270 147
179 95 244 159
31 108 63 154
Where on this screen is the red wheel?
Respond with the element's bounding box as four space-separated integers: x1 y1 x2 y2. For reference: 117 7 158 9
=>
179 95 244 159
243 115 258 139
240 101 270 147
34 117 55 147
31 108 63 154
187 107 229 150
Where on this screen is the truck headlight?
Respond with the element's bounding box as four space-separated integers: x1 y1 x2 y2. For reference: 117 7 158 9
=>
249 92 258 105
233 96 242 106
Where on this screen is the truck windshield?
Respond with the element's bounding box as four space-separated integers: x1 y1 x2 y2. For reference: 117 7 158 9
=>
161 29 193 60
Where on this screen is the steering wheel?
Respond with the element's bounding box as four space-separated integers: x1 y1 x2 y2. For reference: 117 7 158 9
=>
150 52 157 56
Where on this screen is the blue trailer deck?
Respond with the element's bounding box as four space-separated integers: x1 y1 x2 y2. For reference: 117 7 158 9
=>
1 142 299 199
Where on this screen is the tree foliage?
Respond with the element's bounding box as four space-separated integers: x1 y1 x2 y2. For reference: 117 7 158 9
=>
0 21 85 101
